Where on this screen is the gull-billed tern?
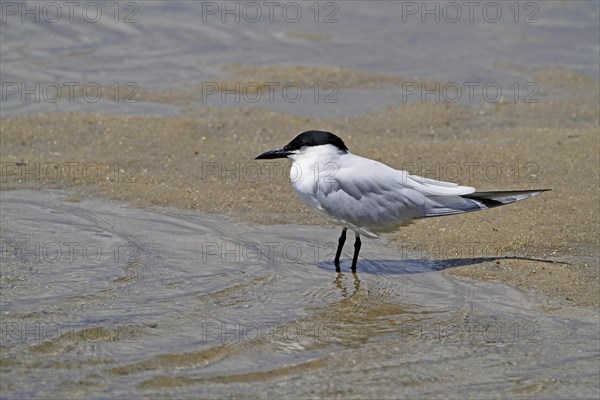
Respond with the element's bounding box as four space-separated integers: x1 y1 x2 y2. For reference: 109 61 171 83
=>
256 130 548 272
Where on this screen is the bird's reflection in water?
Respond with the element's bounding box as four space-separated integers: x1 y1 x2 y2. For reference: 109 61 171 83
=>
334 272 361 297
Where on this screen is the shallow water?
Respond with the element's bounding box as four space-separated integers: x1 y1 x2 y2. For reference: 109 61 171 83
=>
1 1 598 116
1 190 598 399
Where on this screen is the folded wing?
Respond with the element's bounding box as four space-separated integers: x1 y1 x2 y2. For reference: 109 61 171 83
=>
423 189 550 218
314 155 547 234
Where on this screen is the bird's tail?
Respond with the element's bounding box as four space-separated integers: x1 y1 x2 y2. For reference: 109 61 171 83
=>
423 189 550 218
461 189 550 208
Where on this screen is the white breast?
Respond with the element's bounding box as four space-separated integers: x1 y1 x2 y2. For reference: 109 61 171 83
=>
289 144 344 217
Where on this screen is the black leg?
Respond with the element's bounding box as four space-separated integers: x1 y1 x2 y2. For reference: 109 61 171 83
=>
351 234 361 273
334 228 347 272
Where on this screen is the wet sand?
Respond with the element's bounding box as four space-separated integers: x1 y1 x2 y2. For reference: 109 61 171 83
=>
1 68 599 309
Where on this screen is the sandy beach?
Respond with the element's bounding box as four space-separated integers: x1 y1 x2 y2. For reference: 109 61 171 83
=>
2 67 598 308
2 2 599 397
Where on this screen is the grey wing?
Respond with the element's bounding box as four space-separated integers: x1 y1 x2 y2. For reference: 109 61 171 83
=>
314 156 481 233
423 189 550 217
314 162 440 234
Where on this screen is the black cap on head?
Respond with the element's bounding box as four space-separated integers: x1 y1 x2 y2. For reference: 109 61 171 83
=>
285 130 348 152
255 130 348 159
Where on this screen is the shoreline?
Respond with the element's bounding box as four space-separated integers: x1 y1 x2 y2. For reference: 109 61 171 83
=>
1 69 598 310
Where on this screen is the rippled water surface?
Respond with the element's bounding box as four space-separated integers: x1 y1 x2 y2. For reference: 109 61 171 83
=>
1 1 598 116
1 190 598 398
1 1 599 398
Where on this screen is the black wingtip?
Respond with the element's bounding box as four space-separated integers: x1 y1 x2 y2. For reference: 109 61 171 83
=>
463 189 551 199
461 188 551 209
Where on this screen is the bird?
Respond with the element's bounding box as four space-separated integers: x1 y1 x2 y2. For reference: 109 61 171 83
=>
255 130 549 273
